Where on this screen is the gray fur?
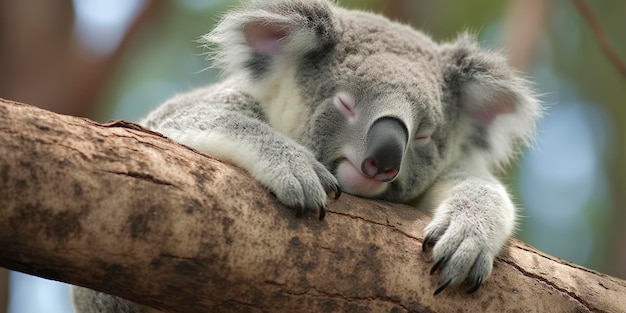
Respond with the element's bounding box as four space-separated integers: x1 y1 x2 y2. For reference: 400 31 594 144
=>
72 286 147 313
73 0 541 311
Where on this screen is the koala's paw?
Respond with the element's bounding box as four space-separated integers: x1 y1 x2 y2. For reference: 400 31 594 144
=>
262 150 340 220
422 214 501 295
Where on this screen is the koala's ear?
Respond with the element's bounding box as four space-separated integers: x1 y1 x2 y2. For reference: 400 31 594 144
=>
440 34 542 166
203 0 336 77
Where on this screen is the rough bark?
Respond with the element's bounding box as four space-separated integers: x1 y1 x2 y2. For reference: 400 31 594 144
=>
0 98 624 313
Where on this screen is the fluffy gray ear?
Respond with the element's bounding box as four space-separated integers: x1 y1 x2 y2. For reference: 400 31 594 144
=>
203 0 336 78
440 34 542 166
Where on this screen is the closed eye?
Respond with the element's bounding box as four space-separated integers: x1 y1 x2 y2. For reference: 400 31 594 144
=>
413 131 431 146
333 92 356 123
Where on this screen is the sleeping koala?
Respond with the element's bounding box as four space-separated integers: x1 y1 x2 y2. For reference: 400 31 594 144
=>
73 0 541 311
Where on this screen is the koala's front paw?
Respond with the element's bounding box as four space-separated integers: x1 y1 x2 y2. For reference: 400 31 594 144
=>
422 210 505 295
261 149 340 220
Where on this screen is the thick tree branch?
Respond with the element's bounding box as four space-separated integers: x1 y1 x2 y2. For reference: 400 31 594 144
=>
0 98 625 312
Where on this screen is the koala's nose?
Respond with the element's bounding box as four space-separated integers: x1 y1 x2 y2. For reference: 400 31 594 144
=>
361 117 408 182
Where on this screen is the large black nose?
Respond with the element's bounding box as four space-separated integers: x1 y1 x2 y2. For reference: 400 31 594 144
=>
361 117 408 182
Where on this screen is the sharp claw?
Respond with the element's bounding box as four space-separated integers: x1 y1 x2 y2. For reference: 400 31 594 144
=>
466 277 483 294
434 279 451 296
422 235 433 252
430 256 447 275
333 185 342 199
295 207 304 218
318 206 326 220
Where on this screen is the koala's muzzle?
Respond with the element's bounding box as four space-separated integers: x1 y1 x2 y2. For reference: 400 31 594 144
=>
362 117 408 182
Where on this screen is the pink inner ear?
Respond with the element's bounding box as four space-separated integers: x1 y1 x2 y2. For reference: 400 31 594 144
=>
474 95 517 125
244 22 289 55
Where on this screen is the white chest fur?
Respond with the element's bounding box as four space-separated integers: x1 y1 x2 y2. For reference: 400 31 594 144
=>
247 68 308 139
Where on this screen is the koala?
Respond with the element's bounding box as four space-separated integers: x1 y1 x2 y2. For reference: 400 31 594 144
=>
73 0 541 311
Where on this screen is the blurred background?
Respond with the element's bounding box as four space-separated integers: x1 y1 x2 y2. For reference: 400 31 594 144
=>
0 0 624 312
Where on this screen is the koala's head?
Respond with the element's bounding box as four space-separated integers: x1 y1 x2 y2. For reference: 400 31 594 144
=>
205 0 541 203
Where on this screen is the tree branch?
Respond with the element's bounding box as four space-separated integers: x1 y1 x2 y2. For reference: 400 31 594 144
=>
0 98 625 312
500 0 550 71
0 0 164 117
573 0 626 80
